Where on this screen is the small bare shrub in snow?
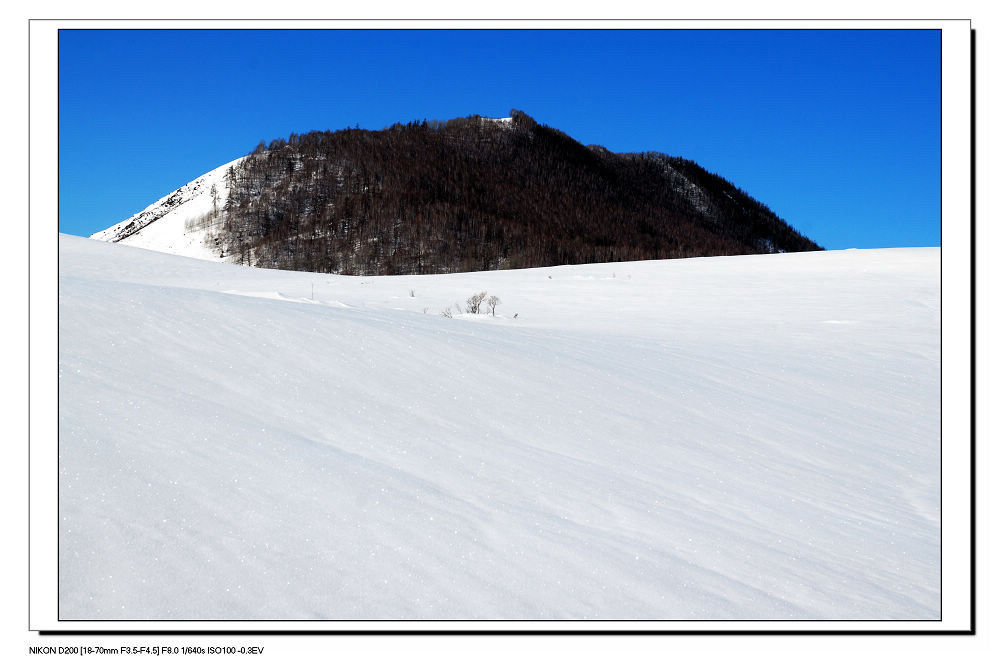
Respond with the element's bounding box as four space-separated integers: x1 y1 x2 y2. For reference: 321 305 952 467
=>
466 291 488 314
440 307 453 318
486 295 501 316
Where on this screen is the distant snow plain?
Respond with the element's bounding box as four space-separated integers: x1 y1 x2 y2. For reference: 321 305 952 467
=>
59 235 940 620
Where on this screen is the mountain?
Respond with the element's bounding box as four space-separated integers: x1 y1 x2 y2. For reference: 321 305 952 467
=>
92 110 822 274
60 235 939 619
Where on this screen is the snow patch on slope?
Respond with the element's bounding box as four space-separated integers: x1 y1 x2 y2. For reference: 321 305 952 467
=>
89 157 245 261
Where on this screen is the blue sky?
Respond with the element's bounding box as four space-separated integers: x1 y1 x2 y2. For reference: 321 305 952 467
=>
59 29 941 249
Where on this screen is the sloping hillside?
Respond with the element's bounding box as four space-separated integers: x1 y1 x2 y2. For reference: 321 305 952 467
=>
92 112 821 274
90 157 244 262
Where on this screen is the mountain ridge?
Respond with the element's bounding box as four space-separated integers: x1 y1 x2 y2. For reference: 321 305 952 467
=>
92 111 822 273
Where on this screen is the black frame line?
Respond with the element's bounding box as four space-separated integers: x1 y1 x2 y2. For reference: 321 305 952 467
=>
33 20 974 635
38 629 974 636
968 27 977 637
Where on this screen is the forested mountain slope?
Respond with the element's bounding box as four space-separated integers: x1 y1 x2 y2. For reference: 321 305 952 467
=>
95 111 821 274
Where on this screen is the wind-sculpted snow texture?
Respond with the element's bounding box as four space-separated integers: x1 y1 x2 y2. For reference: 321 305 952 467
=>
59 235 940 620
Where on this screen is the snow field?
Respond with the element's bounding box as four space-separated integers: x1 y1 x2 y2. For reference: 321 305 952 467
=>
59 236 940 619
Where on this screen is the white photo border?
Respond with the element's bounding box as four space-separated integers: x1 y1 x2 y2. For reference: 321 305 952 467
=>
28 18 974 633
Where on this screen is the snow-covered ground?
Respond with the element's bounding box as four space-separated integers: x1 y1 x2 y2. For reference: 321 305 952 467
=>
59 235 940 620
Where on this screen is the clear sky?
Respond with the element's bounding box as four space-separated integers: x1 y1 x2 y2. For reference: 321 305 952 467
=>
58 29 941 249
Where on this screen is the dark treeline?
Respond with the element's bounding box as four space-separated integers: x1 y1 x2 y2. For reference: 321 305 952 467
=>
208 110 820 274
